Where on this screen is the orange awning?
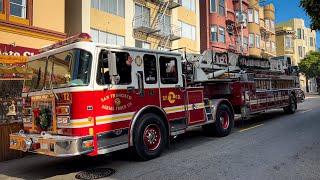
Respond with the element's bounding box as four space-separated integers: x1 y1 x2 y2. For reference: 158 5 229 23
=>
0 55 28 64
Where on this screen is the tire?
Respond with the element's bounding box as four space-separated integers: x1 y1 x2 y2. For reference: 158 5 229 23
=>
203 104 234 137
133 113 167 161
284 94 297 114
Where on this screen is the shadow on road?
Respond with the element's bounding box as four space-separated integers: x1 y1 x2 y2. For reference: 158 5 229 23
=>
0 109 305 179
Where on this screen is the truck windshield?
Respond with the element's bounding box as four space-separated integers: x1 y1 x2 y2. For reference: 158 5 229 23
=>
24 49 92 92
47 49 92 88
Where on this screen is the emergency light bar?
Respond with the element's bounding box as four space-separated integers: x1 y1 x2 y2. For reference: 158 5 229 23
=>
39 33 92 53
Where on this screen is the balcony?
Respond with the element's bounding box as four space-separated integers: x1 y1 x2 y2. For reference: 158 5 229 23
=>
146 0 182 9
154 24 181 41
133 15 160 34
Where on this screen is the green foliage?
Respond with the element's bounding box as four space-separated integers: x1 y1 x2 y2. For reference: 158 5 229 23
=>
298 51 320 78
300 0 320 30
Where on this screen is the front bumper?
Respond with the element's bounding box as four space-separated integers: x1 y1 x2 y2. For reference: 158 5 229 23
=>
9 132 94 157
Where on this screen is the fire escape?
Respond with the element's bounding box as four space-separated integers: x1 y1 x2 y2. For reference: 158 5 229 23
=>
132 0 182 50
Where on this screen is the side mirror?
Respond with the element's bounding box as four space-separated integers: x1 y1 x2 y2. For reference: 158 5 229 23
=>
108 52 118 84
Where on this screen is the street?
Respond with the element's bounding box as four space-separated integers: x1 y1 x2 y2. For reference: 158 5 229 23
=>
0 95 320 180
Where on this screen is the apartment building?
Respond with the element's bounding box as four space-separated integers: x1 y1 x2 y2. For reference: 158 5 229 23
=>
65 0 200 53
247 0 276 58
0 0 66 54
200 0 249 55
276 18 317 92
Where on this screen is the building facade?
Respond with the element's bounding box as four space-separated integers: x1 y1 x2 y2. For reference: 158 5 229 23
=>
200 0 249 55
247 0 276 58
276 18 317 92
0 0 66 54
65 0 200 53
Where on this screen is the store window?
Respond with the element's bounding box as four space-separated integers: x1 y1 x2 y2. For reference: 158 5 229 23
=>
249 33 254 48
210 0 216 12
218 27 225 43
160 56 178 84
218 0 225 16
135 40 151 49
143 54 157 84
91 0 125 17
10 0 27 18
211 25 218 42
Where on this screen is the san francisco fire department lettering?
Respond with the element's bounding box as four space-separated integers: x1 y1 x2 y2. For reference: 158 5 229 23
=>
101 93 133 111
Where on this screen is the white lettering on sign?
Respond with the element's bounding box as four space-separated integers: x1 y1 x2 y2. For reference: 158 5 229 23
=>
0 50 35 56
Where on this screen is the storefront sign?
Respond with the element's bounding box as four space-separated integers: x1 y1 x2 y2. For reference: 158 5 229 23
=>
0 43 38 57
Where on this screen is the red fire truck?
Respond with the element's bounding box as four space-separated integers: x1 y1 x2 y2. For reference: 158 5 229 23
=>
10 33 304 160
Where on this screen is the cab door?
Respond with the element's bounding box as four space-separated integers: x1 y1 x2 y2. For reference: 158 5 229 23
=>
158 55 187 130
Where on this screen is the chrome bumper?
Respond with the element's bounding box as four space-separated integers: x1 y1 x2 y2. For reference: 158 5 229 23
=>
9 132 94 157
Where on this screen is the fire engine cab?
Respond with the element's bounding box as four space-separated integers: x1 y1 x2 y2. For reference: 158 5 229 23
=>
10 33 304 160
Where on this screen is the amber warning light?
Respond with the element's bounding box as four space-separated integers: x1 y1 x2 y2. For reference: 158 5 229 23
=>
40 33 92 53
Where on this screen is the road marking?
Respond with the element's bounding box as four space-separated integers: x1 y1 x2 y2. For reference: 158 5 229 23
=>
300 109 312 114
239 124 264 132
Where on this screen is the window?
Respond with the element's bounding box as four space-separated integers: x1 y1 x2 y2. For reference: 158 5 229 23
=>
285 35 292 48
265 19 270 29
97 50 111 85
0 0 3 13
210 0 216 12
10 0 27 18
160 56 178 84
181 0 195 12
159 14 171 35
218 0 225 16
303 47 305 57
256 34 260 49
270 20 275 31
310 37 314 47
134 4 150 27
135 40 151 49
116 52 132 84
90 28 125 46
143 54 157 84
211 25 218 42
218 27 225 43
91 0 125 17
271 42 276 52
298 46 303 57
248 9 253 23
180 21 196 40
254 9 259 24
297 28 302 39
249 33 254 48
302 29 305 40
243 37 248 50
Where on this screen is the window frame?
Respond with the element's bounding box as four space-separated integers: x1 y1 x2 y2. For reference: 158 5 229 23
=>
210 25 218 42
159 56 179 85
91 0 125 17
0 0 33 25
218 0 225 16
9 0 27 19
218 26 225 43
255 34 260 49
254 9 259 24
249 33 255 48
248 9 253 23
210 0 216 13
143 54 158 84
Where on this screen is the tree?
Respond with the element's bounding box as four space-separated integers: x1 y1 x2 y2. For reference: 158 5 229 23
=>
300 0 320 30
298 51 320 92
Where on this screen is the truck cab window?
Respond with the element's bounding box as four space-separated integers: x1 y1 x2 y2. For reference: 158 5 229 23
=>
143 54 157 84
115 52 132 85
160 56 178 84
97 50 111 85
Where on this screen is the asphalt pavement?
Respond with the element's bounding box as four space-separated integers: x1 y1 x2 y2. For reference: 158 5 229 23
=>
0 95 319 180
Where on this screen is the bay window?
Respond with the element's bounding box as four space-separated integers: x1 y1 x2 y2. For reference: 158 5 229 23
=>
249 33 255 48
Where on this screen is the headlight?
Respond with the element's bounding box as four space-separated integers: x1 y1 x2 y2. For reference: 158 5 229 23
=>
57 116 70 127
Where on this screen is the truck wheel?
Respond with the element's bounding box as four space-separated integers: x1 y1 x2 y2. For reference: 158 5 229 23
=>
284 94 297 114
203 104 234 137
133 113 167 161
